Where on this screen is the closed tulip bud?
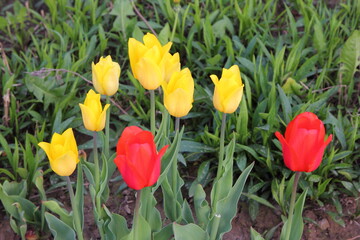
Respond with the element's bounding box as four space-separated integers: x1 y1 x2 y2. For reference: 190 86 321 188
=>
38 128 79 176
275 112 333 172
114 126 169 190
79 89 110 132
162 68 194 117
92 56 121 96
128 33 179 90
211 65 244 114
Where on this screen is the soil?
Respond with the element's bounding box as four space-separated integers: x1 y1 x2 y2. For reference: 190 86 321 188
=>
1 172 359 240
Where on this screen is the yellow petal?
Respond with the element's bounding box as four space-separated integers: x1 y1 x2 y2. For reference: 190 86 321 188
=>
79 103 98 131
128 38 148 78
38 142 52 161
164 88 193 117
92 62 104 94
95 104 110 131
50 151 78 176
223 86 244 113
134 57 163 90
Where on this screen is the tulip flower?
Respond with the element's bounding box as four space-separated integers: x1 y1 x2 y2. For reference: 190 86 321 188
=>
38 128 79 176
114 126 169 190
128 33 180 90
79 89 110 132
162 68 194 118
211 65 244 113
92 56 121 96
275 112 333 172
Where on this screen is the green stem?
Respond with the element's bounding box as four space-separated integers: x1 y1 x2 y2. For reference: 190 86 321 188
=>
66 176 84 240
150 90 156 135
170 117 181 220
133 190 141 240
285 171 302 240
215 113 227 182
170 6 180 42
93 131 101 211
209 214 221 240
105 96 110 158
175 117 180 132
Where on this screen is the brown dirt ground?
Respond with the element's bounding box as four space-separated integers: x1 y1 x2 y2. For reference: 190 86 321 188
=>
1 174 359 240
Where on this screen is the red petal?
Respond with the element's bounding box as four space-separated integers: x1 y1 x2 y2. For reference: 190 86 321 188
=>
116 126 143 155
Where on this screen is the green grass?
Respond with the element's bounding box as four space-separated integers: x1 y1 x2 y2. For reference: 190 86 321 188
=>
0 0 359 237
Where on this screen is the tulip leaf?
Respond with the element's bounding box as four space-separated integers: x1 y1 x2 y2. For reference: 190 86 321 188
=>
194 184 210 228
339 30 360 85
250 227 265 240
45 212 76 240
212 162 254 239
280 189 308 240
153 224 174 240
181 200 195 224
42 200 72 227
173 223 209 240
103 205 129 240
74 163 84 228
140 187 162 232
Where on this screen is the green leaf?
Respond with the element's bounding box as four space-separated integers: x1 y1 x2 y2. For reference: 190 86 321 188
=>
103 205 129 239
339 30 360 84
173 223 209 240
213 162 254 239
45 212 76 240
280 189 308 240
42 200 72 226
194 184 210 228
250 227 265 240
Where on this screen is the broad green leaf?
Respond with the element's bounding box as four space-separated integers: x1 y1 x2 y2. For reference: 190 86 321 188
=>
45 212 76 240
173 223 209 240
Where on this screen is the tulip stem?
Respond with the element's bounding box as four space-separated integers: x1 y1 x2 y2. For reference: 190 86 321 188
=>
175 117 180 132
215 113 227 182
66 176 84 240
105 96 110 158
212 113 226 210
285 171 302 240
150 90 156 135
93 131 101 211
133 190 141 240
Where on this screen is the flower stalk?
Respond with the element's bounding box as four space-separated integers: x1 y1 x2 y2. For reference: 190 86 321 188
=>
93 131 101 211
65 176 84 240
150 90 156 135
105 96 110 157
285 171 302 240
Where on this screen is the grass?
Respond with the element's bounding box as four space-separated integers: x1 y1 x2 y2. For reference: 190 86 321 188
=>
0 0 359 237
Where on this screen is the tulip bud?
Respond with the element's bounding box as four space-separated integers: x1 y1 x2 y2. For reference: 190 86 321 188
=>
162 68 194 117
92 56 121 96
128 33 179 90
38 128 79 176
114 126 169 190
211 65 244 114
79 89 110 132
275 112 333 172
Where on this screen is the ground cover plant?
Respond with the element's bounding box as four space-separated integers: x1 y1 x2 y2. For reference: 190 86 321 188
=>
0 0 359 239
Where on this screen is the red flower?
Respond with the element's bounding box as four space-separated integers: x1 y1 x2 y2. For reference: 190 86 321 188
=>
275 112 332 172
114 126 169 190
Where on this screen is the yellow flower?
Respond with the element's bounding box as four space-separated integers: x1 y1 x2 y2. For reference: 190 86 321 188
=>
128 33 180 90
38 128 79 176
162 68 194 117
79 89 110 132
210 65 244 114
92 56 121 96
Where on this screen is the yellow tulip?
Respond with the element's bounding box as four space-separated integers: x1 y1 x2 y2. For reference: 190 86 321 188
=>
92 56 121 96
128 33 180 90
79 89 110 132
38 128 79 176
210 65 244 113
162 68 194 117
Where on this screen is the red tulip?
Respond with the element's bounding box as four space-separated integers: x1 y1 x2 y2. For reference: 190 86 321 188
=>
275 112 332 172
114 126 169 190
